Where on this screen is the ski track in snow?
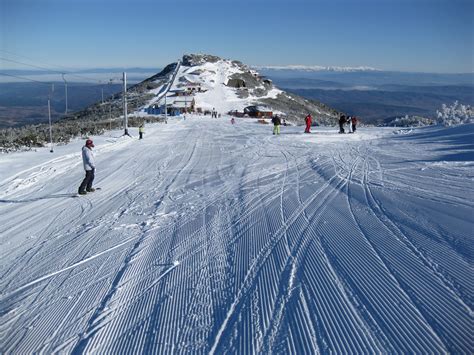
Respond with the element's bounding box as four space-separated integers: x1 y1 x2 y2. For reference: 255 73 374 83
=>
0 118 473 354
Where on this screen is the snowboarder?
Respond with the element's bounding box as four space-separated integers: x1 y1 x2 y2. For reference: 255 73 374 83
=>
272 115 281 135
139 123 145 139
304 113 312 133
351 116 358 132
78 139 96 195
231 117 235 124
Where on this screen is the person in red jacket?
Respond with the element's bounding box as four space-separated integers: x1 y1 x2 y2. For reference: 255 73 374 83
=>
351 116 358 132
304 113 312 133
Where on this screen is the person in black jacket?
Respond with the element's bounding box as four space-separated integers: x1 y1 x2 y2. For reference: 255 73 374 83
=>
339 115 346 134
272 115 281 135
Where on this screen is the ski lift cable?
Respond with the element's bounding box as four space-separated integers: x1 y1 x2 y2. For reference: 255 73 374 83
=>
0 50 107 83
1 51 146 109
0 56 109 84
0 57 63 74
0 72 54 85
0 49 120 82
0 49 76 72
1 52 149 92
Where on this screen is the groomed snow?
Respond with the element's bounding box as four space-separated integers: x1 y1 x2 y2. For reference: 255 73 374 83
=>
0 118 472 354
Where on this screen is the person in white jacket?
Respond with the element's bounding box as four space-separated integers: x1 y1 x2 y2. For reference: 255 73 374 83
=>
78 139 96 194
347 116 353 133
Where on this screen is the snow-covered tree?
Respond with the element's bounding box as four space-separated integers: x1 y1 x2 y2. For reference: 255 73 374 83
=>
388 115 433 127
436 101 474 126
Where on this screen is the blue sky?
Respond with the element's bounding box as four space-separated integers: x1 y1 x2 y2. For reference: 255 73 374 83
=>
1 0 473 73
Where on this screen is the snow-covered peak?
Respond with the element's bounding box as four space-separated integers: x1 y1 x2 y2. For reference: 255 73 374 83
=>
136 54 340 124
140 54 282 116
177 58 256 114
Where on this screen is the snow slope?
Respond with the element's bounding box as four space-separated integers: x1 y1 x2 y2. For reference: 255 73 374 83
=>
0 119 473 354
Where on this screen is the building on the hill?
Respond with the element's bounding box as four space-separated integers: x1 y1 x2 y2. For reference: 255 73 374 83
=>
146 97 197 116
185 85 204 94
169 89 187 97
228 109 245 117
243 105 273 118
171 97 195 113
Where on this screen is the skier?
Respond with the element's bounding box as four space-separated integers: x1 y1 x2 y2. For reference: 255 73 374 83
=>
351 116 358 132
139 123 145 139
339 115 346 133
231 117 235 124
347 116 353 133
78 139 96 195
304 113 312 133
272 114 281 135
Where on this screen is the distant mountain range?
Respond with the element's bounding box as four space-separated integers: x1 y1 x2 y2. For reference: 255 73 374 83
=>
254 65 380 72
258 68 474 123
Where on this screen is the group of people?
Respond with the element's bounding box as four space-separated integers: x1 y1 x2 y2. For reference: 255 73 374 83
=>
79 113 360 193
339 115 358 134
272 113 311 135
270 112 359 136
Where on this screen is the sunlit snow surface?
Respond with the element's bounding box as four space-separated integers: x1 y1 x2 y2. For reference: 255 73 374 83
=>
0 118 472 354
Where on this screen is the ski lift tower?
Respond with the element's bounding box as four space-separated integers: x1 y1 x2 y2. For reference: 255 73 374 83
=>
48 84 55 152
62 73 68 115
164 89 167 122
122 72 130 136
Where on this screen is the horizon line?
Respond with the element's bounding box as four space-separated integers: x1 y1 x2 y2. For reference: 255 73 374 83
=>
1 66 473 75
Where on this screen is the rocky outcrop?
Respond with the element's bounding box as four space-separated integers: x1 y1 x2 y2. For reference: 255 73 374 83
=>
182 54 220 66
227 78 246 88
